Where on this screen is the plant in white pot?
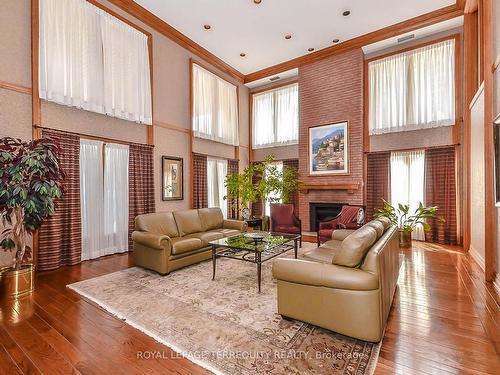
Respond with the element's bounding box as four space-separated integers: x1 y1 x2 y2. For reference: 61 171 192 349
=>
375 200 442 247
0 137 64 298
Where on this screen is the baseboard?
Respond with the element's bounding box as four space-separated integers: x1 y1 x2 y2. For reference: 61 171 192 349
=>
469 246 485 271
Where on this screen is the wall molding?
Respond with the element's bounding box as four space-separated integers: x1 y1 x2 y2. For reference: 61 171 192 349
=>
153 120 190 134
0 80 31 95
469 245 485 271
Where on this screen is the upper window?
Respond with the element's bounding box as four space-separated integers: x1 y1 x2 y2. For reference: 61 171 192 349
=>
368 39 455 135
252 83 299 149
38 0 152 125
192 63 239 146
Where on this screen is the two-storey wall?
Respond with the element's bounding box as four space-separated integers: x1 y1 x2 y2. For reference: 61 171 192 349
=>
298 49 365 231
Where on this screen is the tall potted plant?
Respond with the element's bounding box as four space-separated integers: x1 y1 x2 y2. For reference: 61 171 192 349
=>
375 200 442 247
0 137 64 298
225 155 300 222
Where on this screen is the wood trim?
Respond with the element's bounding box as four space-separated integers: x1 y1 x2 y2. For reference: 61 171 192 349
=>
463 11 479 251
365 144 460 155
106 0 244 83
250 79 298 95
153 120 190 134
189 60 194 209
299 182 360 195
244 5 463 83
493 53 500 73
469 82 485 109
482 0 495 281
464 0 479 13
453 34 463 145
147 35 154 145
0 81 31 95
249 94 254 161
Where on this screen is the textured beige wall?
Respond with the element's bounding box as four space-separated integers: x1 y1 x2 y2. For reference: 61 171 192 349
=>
252 145 299 161
0 88 32 140
369 126 454 152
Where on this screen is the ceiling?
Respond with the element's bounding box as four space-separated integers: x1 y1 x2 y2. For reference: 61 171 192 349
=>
135 0 456 75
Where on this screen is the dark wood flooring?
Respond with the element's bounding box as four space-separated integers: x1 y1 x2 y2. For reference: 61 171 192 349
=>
0 241 499 374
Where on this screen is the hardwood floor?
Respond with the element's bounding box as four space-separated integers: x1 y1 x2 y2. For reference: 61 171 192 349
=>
0 241 499 374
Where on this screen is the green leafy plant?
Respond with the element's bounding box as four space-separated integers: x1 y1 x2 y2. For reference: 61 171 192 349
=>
0 137 64 270
375 199 443 233
225 154 300 218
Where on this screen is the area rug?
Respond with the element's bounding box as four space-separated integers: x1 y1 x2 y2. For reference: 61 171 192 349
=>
68 243 381 375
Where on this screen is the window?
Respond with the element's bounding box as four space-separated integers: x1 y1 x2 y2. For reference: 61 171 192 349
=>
39 0 152 124
390 150 425 240
192 63 239 145
252 83 299 148
207 158 228 218
80 140 129 260
368 39 455 135
264 162 283 216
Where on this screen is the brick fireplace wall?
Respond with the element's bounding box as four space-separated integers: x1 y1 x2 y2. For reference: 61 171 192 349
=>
298 48 364 231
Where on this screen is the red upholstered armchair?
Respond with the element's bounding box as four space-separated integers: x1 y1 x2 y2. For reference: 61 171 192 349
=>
270 204 302 247
317 205 364 246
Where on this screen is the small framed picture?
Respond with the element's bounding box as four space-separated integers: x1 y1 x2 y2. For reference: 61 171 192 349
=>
162 156 183 201
309 121 349 175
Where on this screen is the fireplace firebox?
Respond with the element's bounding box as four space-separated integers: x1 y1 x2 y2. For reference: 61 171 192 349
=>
309 202 346 232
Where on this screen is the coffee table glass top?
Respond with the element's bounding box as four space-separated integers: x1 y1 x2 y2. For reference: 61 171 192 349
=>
209 232 299 252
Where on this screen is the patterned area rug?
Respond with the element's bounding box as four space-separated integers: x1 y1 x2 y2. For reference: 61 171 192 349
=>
68 243 381 375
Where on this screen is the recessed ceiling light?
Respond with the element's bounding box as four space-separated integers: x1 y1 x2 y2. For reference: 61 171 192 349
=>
240 53 246 57
254 0 262 4
285 34 292 40
270 76 280 81
332 39 340 43
203 24 211 30
342 10 351 16
308 47 315 52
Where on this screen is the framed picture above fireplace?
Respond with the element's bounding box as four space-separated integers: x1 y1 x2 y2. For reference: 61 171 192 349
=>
309 121 349 175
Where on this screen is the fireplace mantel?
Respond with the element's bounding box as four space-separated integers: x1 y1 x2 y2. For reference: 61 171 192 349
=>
299 182 360 194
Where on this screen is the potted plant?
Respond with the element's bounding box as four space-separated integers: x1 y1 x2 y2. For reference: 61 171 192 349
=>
0 137 64 298
375 200 442 248
225 155 300 227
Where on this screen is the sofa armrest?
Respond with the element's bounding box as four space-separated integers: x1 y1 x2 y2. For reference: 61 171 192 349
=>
132 231 172 250
223 219 248 231
272 258 379 291
331 229 355 241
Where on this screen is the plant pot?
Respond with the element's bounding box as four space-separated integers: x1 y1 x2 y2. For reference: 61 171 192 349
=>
0 264 34 299
399 230 412 248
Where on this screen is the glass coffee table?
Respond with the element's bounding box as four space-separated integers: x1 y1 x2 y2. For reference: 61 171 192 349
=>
209 232 300 293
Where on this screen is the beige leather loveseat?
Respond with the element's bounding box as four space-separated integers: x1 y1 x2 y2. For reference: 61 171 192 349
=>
272 217 399 342
132 208 247 275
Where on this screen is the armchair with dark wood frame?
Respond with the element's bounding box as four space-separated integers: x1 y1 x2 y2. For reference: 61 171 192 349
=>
316 205 364 246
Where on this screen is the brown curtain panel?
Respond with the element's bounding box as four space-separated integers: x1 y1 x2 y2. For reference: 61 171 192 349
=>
192 153 208 209
129 143 155 248
38 129 82 271
424 146 458 245
366 152 391 221
251 162 263 218
227 159 239 219
283 159 300 215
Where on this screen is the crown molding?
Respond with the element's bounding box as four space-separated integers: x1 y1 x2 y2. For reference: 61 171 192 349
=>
244 4 464 83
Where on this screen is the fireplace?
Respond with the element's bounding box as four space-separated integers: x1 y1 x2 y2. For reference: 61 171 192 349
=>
309 202 346 232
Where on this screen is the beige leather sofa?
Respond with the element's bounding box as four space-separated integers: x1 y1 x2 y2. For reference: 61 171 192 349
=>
132 208 247 275
272 216 400 342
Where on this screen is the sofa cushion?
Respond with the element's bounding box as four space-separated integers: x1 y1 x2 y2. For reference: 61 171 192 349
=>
321 239 343 251
216 228 241 237
185 231 224 247
366 220 384 238
198 208 224 231
376 216 391 230
173 209 203 236
303 246 339 264
333 225 378 267
171 237 202 255
135 212 179 238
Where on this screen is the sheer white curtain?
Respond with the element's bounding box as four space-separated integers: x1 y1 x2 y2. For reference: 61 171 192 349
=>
390 150 425 240
100 13 152 124
39 0 152 124
369 39 455 135
80 140 104 261
192 64 238 145
39 0 104 113
103 143 130 254
207 158 228 218
252 83 299 148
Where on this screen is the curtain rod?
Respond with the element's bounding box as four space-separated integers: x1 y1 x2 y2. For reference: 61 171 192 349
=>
35 126 154 148
365 143 459 155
